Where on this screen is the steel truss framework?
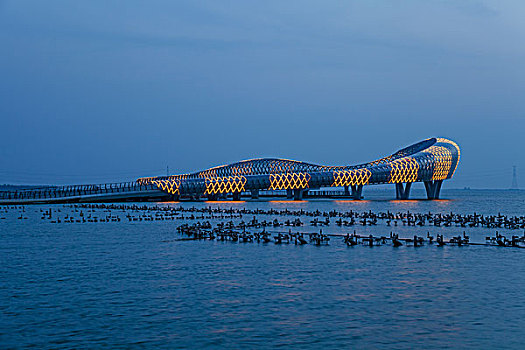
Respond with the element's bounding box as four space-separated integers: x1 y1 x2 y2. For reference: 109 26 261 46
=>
138 137 460 200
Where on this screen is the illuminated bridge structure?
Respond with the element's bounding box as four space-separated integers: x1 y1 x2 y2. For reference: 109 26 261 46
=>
138 137 460 201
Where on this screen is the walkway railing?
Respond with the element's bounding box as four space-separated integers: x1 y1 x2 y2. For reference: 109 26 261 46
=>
0 181 157 200
308 190 347 197
0 185 350 202
258 190 348 197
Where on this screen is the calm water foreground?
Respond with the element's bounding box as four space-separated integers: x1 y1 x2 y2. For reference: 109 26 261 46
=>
1 189 525 349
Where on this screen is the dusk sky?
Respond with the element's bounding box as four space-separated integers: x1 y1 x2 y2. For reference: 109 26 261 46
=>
1 0 524 188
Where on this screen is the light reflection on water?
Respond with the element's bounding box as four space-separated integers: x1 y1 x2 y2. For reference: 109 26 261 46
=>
1 189 524 349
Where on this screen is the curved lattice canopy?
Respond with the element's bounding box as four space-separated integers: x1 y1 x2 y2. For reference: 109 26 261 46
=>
137 137 460 197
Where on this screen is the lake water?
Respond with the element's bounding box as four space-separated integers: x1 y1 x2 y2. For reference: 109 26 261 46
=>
1 189 524 349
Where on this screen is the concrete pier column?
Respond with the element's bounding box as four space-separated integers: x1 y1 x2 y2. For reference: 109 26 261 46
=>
424 181 432 199
395 183 412 200
232 192 241 201
404 182 412 199
351 185 363 200
293 189 304 200
344 185 350 196
250 189 259 200
435 181 442 199
286 189 293 199
424 180 443 199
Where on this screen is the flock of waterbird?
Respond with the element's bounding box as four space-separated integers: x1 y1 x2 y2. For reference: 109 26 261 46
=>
177 220 525 248
2 203 525 248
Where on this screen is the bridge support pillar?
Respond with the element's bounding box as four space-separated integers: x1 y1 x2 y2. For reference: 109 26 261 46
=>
170 194 180 201
232 192 241 201
250 189 259 200
207 193 218 201
344 185 350 196
424 180 443 199
395 182 412 200
351 185 363 200
286 189 293 199
293 189 304 200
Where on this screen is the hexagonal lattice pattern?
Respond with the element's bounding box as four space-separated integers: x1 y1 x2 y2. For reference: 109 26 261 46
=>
269 173 311 190
389 157 419 183
204 176 247 194
139 138 449 184
229 166 253 176
436 138 460 177
137 174 189 185
423 145 453 180
151 180 181 195
367 155 394 167
138 137 460 197
332 169 372 187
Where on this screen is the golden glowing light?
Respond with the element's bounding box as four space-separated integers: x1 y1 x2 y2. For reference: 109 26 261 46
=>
422 145 453 180
139 137 460 198
389 157 419 183
436 138 460 177
204 175 247 194
151 180 181 195
368 155 394 167
332 169 372 187
269 173 311 190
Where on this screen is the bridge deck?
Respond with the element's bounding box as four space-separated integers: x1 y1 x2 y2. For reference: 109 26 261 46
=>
0 186 356 205
0 182 168 205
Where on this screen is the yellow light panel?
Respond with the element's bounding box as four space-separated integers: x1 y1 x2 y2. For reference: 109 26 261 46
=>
204 175 247 194
332 169 372 187
436 138 460 176
423 145 453 180
389 157 419 183
151 180 181 195
269 173 311 190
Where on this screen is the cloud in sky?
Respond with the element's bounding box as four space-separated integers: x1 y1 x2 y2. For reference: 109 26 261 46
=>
0 0 524 187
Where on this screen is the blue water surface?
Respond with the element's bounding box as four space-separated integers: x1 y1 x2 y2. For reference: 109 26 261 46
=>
1 189 524 349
